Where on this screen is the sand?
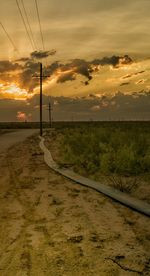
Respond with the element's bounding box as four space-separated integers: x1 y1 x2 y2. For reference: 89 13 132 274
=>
0 134 149 275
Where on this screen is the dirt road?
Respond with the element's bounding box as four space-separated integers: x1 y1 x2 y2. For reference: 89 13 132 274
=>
0 129 38 153
0 134 149 275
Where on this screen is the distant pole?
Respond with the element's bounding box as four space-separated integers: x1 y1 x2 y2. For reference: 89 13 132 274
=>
48 98 52 128
40 63 43 136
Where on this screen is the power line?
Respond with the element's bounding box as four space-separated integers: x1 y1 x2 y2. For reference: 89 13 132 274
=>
20 0 38 50
16 0 35 51
0 21 19 52
35 0 45 51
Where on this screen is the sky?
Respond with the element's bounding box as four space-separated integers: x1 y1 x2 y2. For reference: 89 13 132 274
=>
0 0 150 121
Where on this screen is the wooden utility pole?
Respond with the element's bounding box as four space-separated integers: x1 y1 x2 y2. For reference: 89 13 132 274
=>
33 63 50 136
40 63 43 136
48 98 52 128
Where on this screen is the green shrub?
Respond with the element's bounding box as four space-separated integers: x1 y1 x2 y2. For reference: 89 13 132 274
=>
100 152 114 173
61 123 150 177
140 154 150 172
114 146 136 175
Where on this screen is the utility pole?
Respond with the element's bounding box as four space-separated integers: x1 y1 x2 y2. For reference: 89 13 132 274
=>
33 63 50 136
40 63 43 136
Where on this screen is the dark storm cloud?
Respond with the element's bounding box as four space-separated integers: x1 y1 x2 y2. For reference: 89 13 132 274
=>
19 69 39 92
0 60 22 73
1 91 150 121
0 60 22 86
31 50 56 59
19 61 40 92
44 55 133 86
0 54 134 92
45 55 133 85
69 59 92 80
45 62 61 79
122 70 145 79
29 91 150 117
93 55 133 68
46 59 93 84
46 61 60 74
134 70 145 75
84 81 90 85
136 79 145 84
122 74 132 79
120 82 130 86
24 60 39 72
15 57 31 63
16 50 56 63
57 72 76 83
56 55 133 83
2 58 52 92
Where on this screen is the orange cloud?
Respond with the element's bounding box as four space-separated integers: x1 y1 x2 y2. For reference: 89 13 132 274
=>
16 111 27 121
135 79 146 85
16 111 32 121
0 83 33 100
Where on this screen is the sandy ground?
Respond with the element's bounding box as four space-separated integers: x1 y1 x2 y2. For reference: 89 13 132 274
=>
0 134 150 275
0 129 38 153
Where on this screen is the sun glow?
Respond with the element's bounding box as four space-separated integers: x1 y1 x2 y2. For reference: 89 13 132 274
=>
0 83 33 100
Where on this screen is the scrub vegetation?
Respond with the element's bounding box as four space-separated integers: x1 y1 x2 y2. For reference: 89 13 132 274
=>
61 123 150 176
47 122 150 197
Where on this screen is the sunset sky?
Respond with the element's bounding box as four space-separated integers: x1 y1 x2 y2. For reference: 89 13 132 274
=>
0 0 150 120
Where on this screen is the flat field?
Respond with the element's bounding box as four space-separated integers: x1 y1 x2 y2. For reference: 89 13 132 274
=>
0 124 149 275
45 121 150 203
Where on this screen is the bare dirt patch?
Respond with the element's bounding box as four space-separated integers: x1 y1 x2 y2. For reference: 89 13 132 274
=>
0 134 149 275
